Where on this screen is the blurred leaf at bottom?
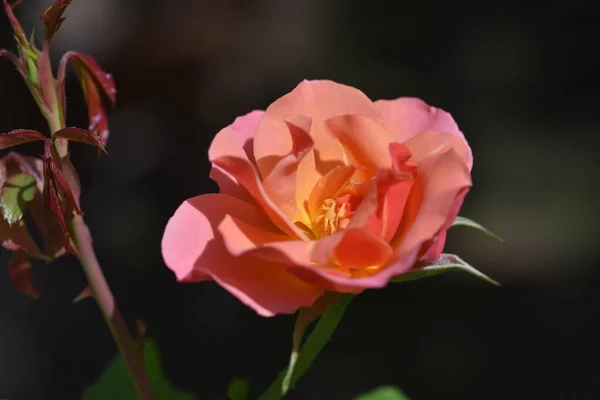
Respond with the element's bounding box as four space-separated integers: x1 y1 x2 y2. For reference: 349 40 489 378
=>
84 339 195 400
353 386 410 400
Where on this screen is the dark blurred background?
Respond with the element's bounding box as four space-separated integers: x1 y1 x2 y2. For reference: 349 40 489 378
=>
1 1 598 399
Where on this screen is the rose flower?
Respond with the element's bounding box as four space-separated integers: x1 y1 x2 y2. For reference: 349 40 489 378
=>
162 80 472 316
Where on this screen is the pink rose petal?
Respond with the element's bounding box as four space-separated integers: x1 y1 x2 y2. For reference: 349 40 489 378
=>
161 194 321 316
376 97 473 170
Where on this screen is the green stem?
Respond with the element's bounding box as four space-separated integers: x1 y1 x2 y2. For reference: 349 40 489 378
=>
258 294 354 400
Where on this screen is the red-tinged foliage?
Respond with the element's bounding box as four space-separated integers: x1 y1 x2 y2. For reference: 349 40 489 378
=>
0 153 64 259
0 153 43 189
71 53 116 104
41 140 80 253
0 220 42 255
0 129 46 150
2 0 27 44
42 159 75 253
54 127 106 152
0 49 21 70
8 249 39 298
40 0 73 42
44 140 81 216
57 52 116 149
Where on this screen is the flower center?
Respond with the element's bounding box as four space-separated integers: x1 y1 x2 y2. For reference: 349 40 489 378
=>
312 195 353 239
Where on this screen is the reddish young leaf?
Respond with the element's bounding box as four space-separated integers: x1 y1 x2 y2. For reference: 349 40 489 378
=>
56 52 116 149
53 127 106 151
1 152 44 192
0 218 41 255
0 49 21 69
0 129 46 150
42 159 75 254
2 0 27 44
28 192 66 258
77 64 110 150
8 249 39 298
40 0 73 42
43 140 81 215
0 153 66 259
60 52 116 103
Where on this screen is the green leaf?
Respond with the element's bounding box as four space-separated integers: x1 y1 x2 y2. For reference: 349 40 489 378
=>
227 378 250 400
354 386 411 400
452 216 504 242
1 173 36 224
258 294 355 400
391 253 499 286
84 339 195 400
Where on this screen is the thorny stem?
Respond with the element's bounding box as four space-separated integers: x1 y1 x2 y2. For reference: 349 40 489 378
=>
48 107 155 399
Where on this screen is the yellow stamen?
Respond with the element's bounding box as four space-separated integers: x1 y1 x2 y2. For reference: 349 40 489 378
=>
312 198 351 239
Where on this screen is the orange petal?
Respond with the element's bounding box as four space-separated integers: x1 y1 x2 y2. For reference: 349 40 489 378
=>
261 115 314 221
332 228 393 269
392 149 472 258
325 114 395 180
233 227 418 293
254 80 381 179
209 125 305 238
219 214 291 256
307 164 356 219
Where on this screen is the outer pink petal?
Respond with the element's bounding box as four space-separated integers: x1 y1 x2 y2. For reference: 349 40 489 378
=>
254 80 381 179
325 114 395 180
162 193 275 281
214 258 323 317
375 97 473 170
421 187 469 260
403 130 470 170
161 194 322 316
392 149 472 259
218 214 291 256
209 110 263 203
230 110 264 165
209 125 305 238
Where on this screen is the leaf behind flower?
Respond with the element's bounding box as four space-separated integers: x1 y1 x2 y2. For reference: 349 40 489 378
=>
391 254 499 286
452 216 504 242
354 386 411 400
84 339 195 400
